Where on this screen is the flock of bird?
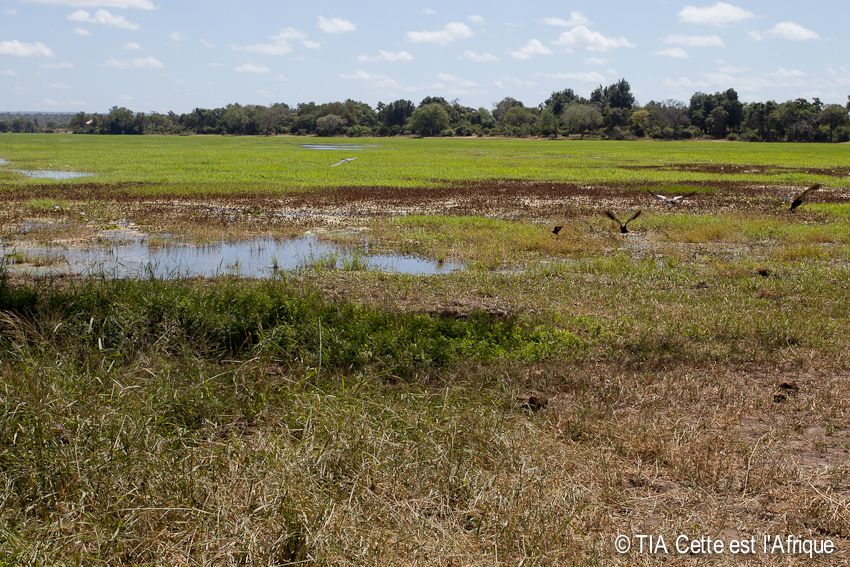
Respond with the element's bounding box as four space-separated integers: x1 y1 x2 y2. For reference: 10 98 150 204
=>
327 157 824 234
552 183 822 235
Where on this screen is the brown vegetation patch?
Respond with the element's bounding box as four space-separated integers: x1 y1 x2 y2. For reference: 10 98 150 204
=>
627 163 850 177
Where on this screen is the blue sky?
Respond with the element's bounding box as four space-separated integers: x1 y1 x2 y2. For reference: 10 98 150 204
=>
1 0 848 112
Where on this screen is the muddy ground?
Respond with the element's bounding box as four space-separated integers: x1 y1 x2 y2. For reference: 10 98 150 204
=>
1 180 846 244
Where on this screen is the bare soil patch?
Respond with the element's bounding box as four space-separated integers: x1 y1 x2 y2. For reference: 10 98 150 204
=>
626 163 850 177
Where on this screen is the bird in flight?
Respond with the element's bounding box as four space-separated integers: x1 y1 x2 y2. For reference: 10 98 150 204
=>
788 183 820 212
647 190 693 206
331 157 358 167
552 225 563 235
605 210 641 234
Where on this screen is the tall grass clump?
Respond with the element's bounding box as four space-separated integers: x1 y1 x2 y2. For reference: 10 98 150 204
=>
0 277 581 377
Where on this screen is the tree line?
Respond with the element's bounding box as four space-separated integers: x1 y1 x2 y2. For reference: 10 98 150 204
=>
3 79 849 142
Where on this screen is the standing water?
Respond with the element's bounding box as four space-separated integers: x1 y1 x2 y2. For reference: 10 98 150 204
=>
1 235 462 278
14 170 92 179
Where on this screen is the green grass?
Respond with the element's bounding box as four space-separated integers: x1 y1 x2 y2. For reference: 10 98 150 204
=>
809 202 850 220
0 276 581 377
23 197 71 212
642 212 850 244
2 133 849 194
370 215 604 269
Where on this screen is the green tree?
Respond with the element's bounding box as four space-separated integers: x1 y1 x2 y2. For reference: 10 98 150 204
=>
537 108 559 137
408 103 450 136
502 106 535 135
221 104 250 134
562 104 602 138
705 106 729 138
590 79 635 109
629 108 650 137
818 104 850 140
102 106 143 134
543 88 580 116
492 97 524 125
473 107 495 130
689 89 742 136
316 114 346 136
377 99 415 133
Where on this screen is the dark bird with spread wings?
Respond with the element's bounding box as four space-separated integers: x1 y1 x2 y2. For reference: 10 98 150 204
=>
789 183 820 212
605 210 641 234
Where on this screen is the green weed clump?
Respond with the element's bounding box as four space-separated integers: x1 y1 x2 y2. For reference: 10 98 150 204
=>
0 276 580 377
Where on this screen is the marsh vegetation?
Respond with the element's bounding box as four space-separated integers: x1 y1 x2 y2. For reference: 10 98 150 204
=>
0 134 848 564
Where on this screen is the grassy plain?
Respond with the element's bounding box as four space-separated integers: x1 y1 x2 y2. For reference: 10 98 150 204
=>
1 133 850 193
1 133 849 565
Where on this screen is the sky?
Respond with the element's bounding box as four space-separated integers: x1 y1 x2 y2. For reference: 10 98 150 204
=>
1 0 848 113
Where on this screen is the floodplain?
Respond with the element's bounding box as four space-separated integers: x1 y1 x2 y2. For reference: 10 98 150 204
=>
0 134 848 565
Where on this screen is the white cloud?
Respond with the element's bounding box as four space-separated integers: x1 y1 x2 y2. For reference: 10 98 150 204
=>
199 39 215 49
47 81 73 89
42 61 75 69
461 50 499 63
357 50 413 63
105 56 163 68
467 15 484 24
234 62 269 74
679 2 753 26
317 16 356 34
341 70 405 91
420 8 436 15
430 72 483 96
73 27 90 36
584 57 609 65
493 75 535 88
405 22 474 45
510 39 553 60
25 0 155 9
232 28 316 55
772 66 806 78
0 40 54 57
4 8 17 15
541 71 606 83
554 26 634 51
657 47 689 58
544 11 590 28
234 41 289 56
663 70 775 93
750 21 819 41
68 9 139 30
661 34 723 47
716 63 748 74
33 97 85 108
825 66 850 87
662 76 703 89
2 69 16 76
123 41 141 50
